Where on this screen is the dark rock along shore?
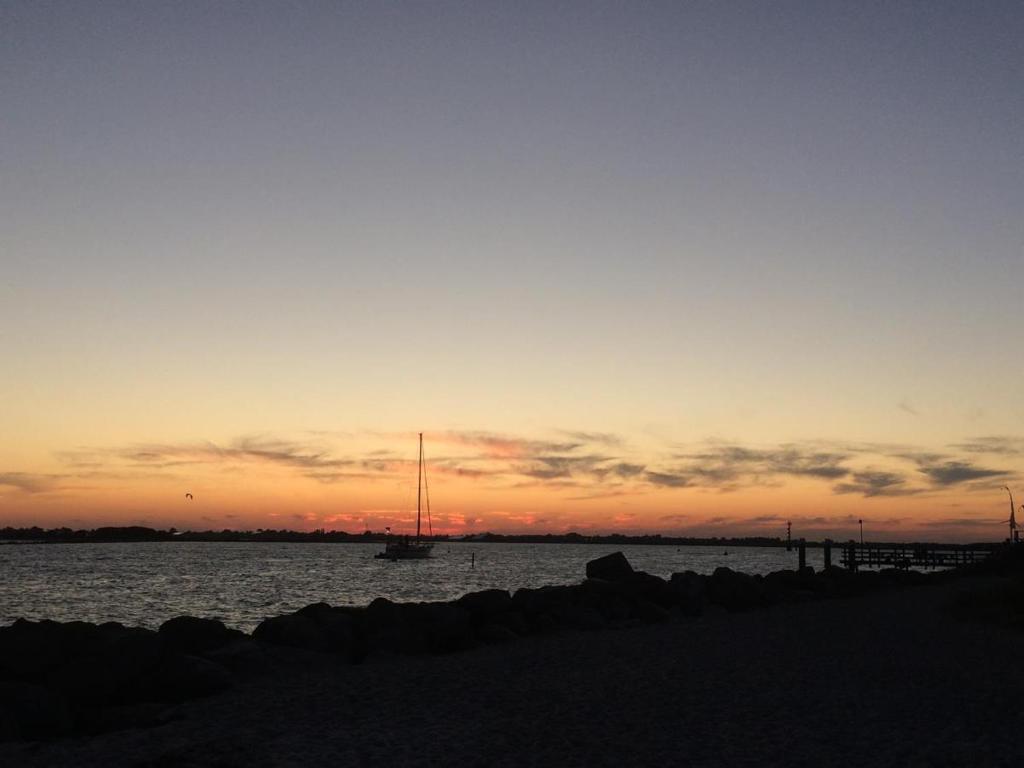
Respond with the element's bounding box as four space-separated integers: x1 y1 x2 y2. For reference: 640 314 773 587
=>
3 547 1023 762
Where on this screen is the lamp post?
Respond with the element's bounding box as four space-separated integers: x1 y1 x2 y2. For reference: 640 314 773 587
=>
859 519 864 546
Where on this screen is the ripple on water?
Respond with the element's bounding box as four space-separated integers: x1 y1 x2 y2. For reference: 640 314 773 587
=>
0 541 819 632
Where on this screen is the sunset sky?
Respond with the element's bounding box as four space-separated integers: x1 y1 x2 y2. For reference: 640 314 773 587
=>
2 2 1022 541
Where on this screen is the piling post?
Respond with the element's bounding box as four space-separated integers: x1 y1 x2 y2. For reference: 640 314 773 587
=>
823 539 832 570
798 538 806 570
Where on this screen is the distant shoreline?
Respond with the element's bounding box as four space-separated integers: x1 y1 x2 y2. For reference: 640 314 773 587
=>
0 526 999 548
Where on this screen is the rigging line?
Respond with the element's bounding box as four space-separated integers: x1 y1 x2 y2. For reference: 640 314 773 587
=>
422 437 433 538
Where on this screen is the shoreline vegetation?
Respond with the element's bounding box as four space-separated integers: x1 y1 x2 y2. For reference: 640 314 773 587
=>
2 544 1022 752
0 525 999 548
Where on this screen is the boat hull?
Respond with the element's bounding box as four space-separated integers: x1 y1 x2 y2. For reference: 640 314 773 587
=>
375 541 435 560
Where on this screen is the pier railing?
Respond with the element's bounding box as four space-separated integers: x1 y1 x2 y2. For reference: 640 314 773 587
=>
834 542 999 571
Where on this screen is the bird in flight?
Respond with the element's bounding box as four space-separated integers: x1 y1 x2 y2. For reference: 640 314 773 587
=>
185 492 193 500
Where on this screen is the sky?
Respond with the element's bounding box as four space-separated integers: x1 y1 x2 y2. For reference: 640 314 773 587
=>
2 1 1023 541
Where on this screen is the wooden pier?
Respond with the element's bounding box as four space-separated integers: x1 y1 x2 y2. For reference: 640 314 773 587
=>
835 542 998 571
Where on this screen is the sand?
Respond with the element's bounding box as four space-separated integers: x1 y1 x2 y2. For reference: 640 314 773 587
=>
2 574 1022 767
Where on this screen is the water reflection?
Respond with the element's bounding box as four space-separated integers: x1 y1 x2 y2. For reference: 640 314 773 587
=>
0 542 818 631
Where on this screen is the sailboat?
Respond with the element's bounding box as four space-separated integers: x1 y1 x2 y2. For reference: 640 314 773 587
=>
375 433 435 560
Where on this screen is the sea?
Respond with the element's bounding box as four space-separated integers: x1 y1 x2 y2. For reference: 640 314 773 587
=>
0 541 826 632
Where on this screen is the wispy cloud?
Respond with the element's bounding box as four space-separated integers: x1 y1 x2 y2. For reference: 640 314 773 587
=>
645 470 694 488
648 444 852 492
750 514 786 523
949 436 1024 456
898 399 920 416
915 517 1007 531
438 431 580 458
917 460 1009 486
834 471 917 497
0 472 62 493
558 430 624 447
513 454 615 480
39 429 1023 507
121 435 356 471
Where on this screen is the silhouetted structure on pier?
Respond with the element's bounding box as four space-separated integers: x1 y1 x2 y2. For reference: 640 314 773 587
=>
838 542 999 571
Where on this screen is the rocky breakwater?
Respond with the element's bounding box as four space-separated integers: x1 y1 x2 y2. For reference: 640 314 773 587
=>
1 551 937 743
0 616 261 742
248 551 931 661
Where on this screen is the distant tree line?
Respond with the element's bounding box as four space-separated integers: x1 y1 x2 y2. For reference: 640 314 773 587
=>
0 526 799 547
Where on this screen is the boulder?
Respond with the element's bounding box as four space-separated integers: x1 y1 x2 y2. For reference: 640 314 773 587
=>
626 571 676 608
814 567 860 598
483 610 530 637
202 639 269 676
585 552 634 582
707 567 764 611
579 578 634 623
159 616 245 654
562 605 607 631
408 602 476 654
252 614 329 653
477 624 519 645
762 569 803 603
633 599 671 624
0 681 72 742
45 656 124 707
297 603 357 658
456 589 514 624
78 701 180 736
98 626 165 698
359 598 421 655
0 619 93 682
513 585 606 631
513 585 580 631
151 654 231 701
669 571 707 615
46 626 165 707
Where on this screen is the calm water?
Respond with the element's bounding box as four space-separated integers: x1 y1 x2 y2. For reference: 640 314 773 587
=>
0 542 821 632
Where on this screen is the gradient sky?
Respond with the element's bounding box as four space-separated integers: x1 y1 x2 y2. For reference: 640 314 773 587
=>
2 1 1023 541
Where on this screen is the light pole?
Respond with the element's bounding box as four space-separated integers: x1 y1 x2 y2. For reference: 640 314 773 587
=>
859 519 864 546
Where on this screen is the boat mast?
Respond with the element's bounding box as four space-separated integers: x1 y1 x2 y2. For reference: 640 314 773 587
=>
416 432 423 541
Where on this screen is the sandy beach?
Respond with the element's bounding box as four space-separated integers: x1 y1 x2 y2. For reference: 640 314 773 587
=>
3 572 1021 768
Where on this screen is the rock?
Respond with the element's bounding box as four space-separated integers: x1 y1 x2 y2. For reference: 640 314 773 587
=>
627 571 676 608
513 585 607 631
484 610 530 636
100 626 165 696
456 589 514 624
477 624 519 645
815 567 860 598
762 569 805 603
359 598 420 655
78 702 180 736
513 585 582 631
409 602 476 654
0 681 72 742
0 619 90 682
633 599 671 623
159 616 245 654
202 639 270 676
669 571 707 615
46 626 164 706
563 605 607 631
297 603 357 658
579 578 634 623
253 614 329 653
707 567 764 611
297 601 332 614
152 655 231 701
585 552 635 582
